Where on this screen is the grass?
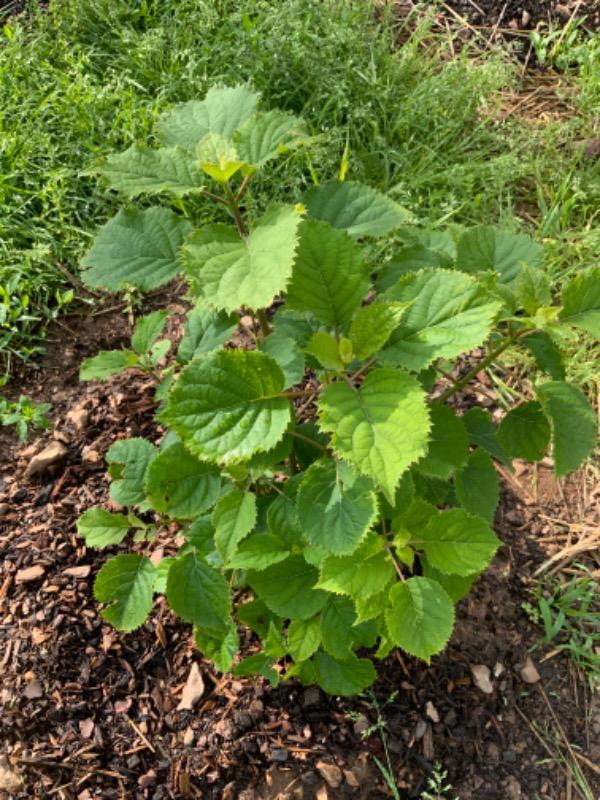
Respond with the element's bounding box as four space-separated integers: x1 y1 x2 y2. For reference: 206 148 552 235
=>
0 0 598 367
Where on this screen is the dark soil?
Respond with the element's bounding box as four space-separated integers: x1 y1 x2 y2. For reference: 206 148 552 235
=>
438 0 599 30
1 302 599 800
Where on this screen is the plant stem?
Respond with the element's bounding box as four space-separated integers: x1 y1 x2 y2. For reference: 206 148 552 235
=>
256 308 271 337
236 173 252 201
438 328 532 402
224 180 248 237
382 518 405 581
279 388 316 399
202 189 229 208
288 429 329 453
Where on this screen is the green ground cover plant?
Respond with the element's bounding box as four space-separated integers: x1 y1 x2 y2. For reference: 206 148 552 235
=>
2 0 598 369
75 87 599 695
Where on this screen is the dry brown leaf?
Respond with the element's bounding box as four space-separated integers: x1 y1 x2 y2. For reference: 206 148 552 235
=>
177 662 205 711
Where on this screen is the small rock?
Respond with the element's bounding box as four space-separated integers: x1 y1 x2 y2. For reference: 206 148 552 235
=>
471 664 494 694
414 718 428 740
555 3 571 19
520 656 541 684
316 761 342 789
177 663 205 711
303 686 321 708
64 565 91 578
66 406 89 434
270 748 289 763
182 726 195 746
23 677 44 699
425 701 440 723
0 503 9 518
240 315 254 329
81 446 102 466
0 757 22 793
521 9 531 25
503 749 517 764
138 769 157 788
16 565 45 583
344 769 359 788
493 662 505 678
79 718 94 739
25 441 68 478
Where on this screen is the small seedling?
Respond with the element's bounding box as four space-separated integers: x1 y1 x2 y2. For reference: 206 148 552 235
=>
0 393 51 442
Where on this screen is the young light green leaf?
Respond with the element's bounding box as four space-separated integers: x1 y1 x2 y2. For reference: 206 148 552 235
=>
161 349 291 464
349 301 411 360
100 145 204 197
536 381 598 476
184 204 302 312
287 617 322 662
94 554 156 631
318 368 430 503
515 264 551 316
77 508 130 549
454 449 499 524
304 331 344 371
157 85 260 149
415 403 468 480
196 132 245 182
227 533 290 571
456 227 542 285
420 508 500 576
247 556 328 620
234 109 310 168
461 407 511 467
286 220 369 327
304 181 410 238
381 269 501 372
313 650 376 695
145 442 221 519
420 558 477 603
385 577 454 662
520 331 565 380
497 401 551 461
166 551 231 634
106 437 157 507
80 349 138 381
559 268 600 337
317 533 395 601
260 332 305 387
176 306 237 364
194 619 239 673
297 460 378 556
320 595 357 659
81 207 191 292
212 488 257 563
131 311 169 355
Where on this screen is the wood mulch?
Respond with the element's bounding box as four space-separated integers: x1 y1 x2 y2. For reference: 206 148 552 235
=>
1 299 599 799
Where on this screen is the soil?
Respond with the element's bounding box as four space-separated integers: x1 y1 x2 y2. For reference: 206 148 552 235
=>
436 0 599 31
1 299 599 800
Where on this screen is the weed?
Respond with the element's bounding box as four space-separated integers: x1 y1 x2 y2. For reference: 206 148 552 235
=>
0 392 51 442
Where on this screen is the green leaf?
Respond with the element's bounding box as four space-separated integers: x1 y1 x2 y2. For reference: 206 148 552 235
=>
376 246 454 293
521 331 565 380
153 557 175 594
80 349 138 381
318 368 430 503
297 460 378 556
304 331 344 371
559 268 600 337
515 264 551 316
260 332 305 387
385 577 454 662
106 437 156 507
317 533 395 601
247 556 328 620
497 401 551 461
420 558 476 603
415 403 468 480
287 617 322 661
349 301 411 360
286 220 369 327
233 653 280 685
304 180 410 238
77 508 130 549
196 132 244 182
461 407 511 466
185 515 215 557
184 204 302 312
227 533 290 571
456 227 542 284
234 109 310 168
161 349 291 464
212 488 257 563
314 650 376 695
157 85 259 149
100 145 204 197
166 551 231 634
454 449 499 524
81 207 191 292
131 311 169 355
145 442 221 519
267 491 303 549
194 619 239 672
420 508 500 576
176 306 237 364
320 595 357 659
94 554 156 632
536 381 598 476
381 269 501 372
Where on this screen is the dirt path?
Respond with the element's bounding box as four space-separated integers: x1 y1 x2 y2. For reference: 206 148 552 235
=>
1 303 598 799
